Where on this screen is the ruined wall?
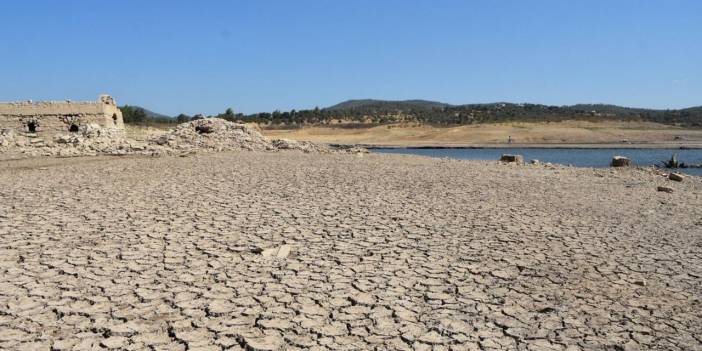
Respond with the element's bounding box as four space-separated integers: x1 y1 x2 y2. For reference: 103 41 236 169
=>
0 95 124 136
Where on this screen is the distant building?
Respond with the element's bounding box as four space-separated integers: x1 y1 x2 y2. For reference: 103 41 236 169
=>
0 95 124 137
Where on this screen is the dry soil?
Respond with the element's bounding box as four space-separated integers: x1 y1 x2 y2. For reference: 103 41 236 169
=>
0 152 701 350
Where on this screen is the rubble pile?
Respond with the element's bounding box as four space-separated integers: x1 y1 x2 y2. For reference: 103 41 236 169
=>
271 138 331 153
49 124 153 157
148 118 274 152
1 118 367 157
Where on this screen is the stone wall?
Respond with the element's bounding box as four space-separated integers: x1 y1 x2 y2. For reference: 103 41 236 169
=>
0 95 124 137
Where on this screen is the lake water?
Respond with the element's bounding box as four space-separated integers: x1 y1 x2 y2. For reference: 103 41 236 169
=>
372 147 702 176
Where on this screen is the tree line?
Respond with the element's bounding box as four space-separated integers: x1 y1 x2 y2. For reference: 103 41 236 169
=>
121 103 702 128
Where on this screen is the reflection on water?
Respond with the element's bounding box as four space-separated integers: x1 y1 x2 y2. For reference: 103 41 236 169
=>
372 148 702 176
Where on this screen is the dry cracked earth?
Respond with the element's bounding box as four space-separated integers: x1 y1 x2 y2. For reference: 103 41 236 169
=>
0 152 701 351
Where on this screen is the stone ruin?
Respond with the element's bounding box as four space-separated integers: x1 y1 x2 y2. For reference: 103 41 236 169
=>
0 95 124 149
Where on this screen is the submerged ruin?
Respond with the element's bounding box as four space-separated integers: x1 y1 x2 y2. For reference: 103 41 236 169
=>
0 95 124 139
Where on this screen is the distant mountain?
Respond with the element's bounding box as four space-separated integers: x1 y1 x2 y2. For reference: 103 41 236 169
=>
326 99 451 111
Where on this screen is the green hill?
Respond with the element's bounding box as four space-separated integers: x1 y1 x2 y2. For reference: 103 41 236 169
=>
315 100 702 127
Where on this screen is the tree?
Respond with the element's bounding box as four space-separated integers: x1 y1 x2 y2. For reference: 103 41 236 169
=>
120 105 148 124
176 114 191 123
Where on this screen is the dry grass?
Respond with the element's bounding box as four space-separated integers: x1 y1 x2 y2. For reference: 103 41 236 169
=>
261 121 702 147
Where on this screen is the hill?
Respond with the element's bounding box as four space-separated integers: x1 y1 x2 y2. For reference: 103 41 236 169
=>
235 100 702 128
327 99 451 111
119 100 702 129
119 105 173 124
124 105 172 120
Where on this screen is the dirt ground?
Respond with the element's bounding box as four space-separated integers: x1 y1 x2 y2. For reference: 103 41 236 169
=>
0 152 701 350
262 121 702 148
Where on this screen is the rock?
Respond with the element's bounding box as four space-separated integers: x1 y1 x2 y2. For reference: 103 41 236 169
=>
500 154 523 164
258 244 292 259
54 135 75 144
657 186 674 193
668 173 684 182
530 159 540 165
611 156 631 167
276 244 291 258
195 125 214 134
260 248 278 257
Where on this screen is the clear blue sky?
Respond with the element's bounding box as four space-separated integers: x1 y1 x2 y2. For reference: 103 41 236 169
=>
1 1 700 115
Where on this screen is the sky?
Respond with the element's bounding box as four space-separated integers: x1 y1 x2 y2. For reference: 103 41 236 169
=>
0 0 700 116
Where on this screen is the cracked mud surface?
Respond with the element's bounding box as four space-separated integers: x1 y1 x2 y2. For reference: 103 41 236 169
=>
1 152 701 350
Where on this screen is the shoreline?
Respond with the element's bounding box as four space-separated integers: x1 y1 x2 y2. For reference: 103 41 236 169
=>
261 121 702 149
357 142 702 150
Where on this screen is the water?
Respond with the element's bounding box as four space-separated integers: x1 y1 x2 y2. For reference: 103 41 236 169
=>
372 147 702 176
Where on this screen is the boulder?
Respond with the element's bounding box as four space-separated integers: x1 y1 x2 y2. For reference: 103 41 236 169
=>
657 186 674 193
611 156 631 167
668 173 684 182
500 154 524 164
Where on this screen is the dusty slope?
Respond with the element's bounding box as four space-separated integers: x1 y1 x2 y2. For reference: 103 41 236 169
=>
262 121 702 147
0 152 700 350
